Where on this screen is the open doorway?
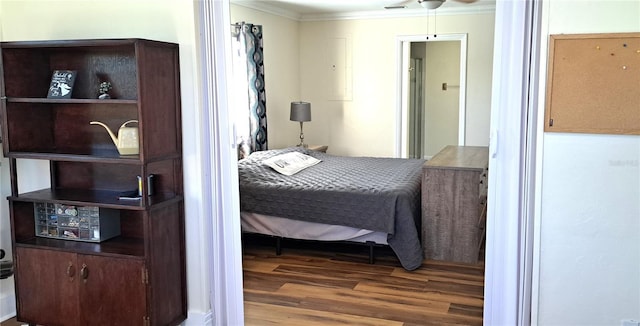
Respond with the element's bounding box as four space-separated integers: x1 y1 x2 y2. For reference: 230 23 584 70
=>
396 34 467 159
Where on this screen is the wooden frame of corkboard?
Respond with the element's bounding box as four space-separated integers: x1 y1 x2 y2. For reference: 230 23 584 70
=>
545 33 640 134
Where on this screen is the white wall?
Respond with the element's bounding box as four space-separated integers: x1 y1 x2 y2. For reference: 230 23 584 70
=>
299 13 494 157
424 41 460 158
535 1 640 324
230 5 494 157
0 1 212 323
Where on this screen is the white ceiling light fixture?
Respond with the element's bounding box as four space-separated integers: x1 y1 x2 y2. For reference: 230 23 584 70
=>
385 0 479 11
418 0 445 10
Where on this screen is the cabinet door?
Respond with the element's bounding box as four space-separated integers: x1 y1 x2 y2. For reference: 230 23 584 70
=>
78 255 147 325
15 247 79 326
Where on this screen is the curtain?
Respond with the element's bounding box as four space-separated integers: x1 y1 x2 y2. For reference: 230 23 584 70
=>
231 22 268 159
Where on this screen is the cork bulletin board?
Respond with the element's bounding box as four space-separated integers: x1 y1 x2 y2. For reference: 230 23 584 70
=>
545 33 640 134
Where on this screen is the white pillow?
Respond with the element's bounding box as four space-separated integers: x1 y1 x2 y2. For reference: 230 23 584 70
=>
262 151 321 176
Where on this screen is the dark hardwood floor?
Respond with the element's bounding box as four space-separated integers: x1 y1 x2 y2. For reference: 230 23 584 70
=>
242 236 485 325
2 237 484 326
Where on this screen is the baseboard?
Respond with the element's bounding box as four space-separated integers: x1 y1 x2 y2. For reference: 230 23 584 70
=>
182 310 213 326
0 279 16 322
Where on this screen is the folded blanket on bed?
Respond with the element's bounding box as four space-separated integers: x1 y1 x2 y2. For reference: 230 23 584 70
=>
238 147 425 271
262 151 321 175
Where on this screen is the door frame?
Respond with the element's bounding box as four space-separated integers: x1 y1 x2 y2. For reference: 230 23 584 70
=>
408 57 423 158
484 1 542 325
197 1 541 324
395 33 467 158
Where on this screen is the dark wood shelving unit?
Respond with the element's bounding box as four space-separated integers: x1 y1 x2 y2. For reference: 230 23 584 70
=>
1 38 186 326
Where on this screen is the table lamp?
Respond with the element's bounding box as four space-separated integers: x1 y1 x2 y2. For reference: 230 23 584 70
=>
290 101 311 147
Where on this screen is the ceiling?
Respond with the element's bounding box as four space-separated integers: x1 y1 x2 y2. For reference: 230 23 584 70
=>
231 0 496 21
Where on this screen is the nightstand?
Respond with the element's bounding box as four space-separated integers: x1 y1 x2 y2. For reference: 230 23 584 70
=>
307 145 328 152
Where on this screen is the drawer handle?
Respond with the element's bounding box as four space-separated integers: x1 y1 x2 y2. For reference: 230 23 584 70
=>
66 262 75 279
80 264 89 282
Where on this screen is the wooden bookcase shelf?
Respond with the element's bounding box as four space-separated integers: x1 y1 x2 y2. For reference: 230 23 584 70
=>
6 97 138 104
1 38 186 326
15 236 146 258
6 151 142 163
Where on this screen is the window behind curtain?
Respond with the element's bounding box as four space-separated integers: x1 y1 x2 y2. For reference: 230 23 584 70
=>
231 22 268 159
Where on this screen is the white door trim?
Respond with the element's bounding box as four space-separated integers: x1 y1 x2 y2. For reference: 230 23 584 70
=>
195 0 245 325
196 1 541 325
395 33 467 158
484 0 541 325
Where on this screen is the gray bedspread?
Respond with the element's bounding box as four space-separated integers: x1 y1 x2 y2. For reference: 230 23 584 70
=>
238 147 425 271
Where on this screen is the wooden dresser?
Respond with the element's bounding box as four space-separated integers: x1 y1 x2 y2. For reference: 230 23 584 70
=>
422 145 488 264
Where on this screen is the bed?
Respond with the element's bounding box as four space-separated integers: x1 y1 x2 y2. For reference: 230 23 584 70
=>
237 147 425 271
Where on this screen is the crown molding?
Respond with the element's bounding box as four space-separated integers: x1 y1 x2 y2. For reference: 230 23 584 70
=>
232 1 496 22
304 5 495 21
232 1 303 21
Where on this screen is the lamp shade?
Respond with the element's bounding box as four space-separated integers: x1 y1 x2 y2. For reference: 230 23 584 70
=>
290 102 311 122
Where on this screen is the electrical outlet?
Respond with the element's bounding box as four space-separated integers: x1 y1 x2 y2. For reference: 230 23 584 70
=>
621 319 640 326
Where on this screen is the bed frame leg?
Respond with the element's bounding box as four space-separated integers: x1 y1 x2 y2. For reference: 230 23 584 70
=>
366 241 375 264
275 237 282 256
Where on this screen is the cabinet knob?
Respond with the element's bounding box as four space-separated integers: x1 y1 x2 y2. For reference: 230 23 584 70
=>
66 262 75 279
80 263 89 282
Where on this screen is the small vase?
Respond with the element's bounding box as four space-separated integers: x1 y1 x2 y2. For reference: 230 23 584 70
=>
98 93 111 100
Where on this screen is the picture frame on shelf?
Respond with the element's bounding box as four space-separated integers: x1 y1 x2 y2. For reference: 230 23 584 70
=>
47 70 76 99
98 81 112 99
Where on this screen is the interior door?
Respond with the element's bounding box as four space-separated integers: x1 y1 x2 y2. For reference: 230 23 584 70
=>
78 255 147 325
15 247 79 326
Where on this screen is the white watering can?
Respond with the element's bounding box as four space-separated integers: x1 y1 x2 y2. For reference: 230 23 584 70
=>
90 120 139 155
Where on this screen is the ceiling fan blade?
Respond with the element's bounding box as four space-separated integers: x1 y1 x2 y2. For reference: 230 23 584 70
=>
451 0 479 3
396 0 416 5
385 0 416 9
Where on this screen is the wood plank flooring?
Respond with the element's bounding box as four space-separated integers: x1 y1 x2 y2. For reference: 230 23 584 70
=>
2 237 484 326
242 236 485 325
